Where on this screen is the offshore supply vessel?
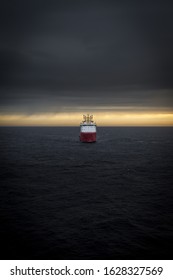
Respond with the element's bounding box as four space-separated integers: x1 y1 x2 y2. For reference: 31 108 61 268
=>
80 114 96 143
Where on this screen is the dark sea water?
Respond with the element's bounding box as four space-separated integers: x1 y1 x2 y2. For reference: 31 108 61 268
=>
0 126 173 260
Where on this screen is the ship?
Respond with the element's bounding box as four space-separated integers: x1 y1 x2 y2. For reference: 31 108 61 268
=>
80 114 97 143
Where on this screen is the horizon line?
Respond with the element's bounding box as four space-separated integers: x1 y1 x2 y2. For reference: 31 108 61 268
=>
0 125 173 127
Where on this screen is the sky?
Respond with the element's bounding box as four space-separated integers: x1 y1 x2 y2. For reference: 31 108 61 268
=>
0 0 173 126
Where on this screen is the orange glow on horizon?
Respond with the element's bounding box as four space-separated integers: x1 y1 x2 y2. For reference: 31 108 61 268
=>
0 111 173 126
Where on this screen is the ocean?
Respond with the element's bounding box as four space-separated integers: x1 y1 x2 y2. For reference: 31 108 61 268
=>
0 126 173 260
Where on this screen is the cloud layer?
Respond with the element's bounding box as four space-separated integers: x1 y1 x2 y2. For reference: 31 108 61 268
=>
0 0 173 120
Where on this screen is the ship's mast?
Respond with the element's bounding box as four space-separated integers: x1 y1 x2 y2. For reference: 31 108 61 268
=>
83 114 94 124
86 114 90 123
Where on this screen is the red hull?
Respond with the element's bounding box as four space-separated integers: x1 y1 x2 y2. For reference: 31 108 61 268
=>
80 132 96 142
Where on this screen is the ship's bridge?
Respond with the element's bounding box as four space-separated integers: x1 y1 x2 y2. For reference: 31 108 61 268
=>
80 125 96 133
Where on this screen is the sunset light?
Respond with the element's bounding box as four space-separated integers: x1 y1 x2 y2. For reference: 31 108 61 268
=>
0 112 173 126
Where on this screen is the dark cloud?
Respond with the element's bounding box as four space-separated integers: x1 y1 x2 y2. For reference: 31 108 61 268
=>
0 0 173 113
